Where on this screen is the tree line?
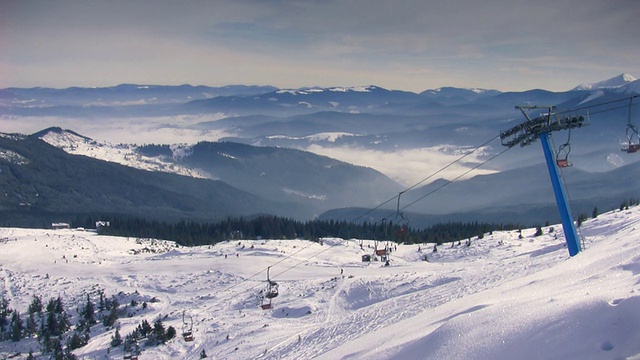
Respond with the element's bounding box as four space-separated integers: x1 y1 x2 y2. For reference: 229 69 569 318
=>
73 214 521 246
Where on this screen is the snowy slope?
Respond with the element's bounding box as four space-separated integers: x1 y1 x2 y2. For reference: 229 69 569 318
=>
573 73 637 91
39 129 207 178
0 206 639 359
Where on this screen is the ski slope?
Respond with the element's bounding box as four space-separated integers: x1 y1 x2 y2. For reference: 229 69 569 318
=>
0 206 639 359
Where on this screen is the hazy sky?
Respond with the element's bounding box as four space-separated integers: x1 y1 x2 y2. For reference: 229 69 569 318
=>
1 0 638 92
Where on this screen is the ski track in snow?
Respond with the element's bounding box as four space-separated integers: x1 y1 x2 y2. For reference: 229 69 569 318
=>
0 207 639 359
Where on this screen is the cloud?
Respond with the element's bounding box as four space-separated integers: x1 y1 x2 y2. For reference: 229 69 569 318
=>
305 144 496 186
0 114 234 145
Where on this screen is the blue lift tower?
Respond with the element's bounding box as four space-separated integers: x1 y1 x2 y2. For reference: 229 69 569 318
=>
500 106 588 257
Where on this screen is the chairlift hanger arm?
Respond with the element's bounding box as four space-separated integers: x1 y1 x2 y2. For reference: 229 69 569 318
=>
502 106 588 148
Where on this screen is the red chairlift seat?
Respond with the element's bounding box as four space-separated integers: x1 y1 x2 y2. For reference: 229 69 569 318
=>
183 331 194 342
375 249 387 256
624 143 640 153
556 159 570 167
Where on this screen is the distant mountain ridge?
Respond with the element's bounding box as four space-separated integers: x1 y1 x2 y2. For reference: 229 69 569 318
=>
2 74 639 227
0 131 305 226
14 127 402 222
572 73 637 91
0 84 278 107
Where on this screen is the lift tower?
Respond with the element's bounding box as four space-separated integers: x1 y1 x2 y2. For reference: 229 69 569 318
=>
500 106 588 257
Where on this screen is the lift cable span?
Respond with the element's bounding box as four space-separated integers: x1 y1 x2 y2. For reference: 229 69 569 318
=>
350 134 501 224
198 97 638 316
399 146 511 213
500 105 589 257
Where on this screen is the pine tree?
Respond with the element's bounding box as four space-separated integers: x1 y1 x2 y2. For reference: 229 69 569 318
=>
82 294 96 326
534 226 543 237
153 319 166 344
10 311 23 342
28 295 43 315
26 312 38 338
123 334 133 352
103 304 118 327
54 296 64 314
67 332 86 350
592 206 599 218
0 296 11 337
98 290 106 311
166 325 176 341
50 337 64 360
63 346 78 360
577 213 588 227
139 319 152 337
111 326 123 347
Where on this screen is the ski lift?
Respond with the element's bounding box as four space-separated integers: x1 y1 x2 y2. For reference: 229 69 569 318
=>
555 129 572 168
182 311 194 342
261 266 279 310
622 98 640 153
394 192 410 239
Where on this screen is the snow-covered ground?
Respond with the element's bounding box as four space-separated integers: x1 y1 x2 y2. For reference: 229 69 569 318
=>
0 206 639 359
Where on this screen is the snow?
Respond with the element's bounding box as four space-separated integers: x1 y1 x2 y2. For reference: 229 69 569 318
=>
577 90 605 106
0 149 29 165
328 86 373 93
265 132 362 143
572 73 637 91
431 87 491 94
616 79 640 95
1 206 640 359
275 86 374 95
39 130 207 178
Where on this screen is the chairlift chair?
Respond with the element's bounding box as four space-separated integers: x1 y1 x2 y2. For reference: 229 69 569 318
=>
622 124 640 153
622 98 640 153
394 191 410 239
261 267 279 310
182 311 194 342
556 143 571 167
555 129 572 168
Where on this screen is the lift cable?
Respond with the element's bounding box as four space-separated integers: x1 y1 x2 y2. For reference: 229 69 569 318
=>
270 143 515 281
554 94 639 118
203 97 640 307
351 134 501 224
399 146 511 214
210 239 321 299
352 96 638 227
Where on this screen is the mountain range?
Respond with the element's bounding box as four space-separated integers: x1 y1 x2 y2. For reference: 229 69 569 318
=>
1 74 639 227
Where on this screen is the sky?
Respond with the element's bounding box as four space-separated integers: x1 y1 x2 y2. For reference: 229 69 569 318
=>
1 0 639 92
